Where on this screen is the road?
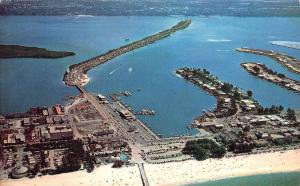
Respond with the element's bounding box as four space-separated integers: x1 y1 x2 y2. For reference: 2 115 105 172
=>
77 85 153 186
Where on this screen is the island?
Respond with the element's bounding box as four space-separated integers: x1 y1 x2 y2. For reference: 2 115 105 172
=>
241 62 300 93
63 19 192 86
236 47 300 74
0 45 75 59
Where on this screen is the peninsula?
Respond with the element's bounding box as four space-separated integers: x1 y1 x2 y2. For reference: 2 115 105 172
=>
236 47 300 74
63 19 192 86
241 62 300 93
0 45 75 59
176 67 299 155
176 67 260 119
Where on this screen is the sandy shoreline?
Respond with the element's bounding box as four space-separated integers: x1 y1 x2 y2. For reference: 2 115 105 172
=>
80 73 90 86
1 149 300 186
1 164 143 186
145 149 300 186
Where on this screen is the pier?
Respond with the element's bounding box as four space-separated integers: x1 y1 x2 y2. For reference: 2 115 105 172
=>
138 163 150 186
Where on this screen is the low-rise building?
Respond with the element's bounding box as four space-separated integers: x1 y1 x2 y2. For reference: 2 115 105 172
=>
48 125 73 140
55 105 63 115
43 109 49 116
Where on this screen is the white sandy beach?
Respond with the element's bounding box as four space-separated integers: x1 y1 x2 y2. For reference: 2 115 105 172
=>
80 74 90 86
1 149 300 186
1 164 143 186
145 149 300 186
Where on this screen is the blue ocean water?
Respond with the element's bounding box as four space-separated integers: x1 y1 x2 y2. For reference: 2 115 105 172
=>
187 172 300 186
0 16 300 137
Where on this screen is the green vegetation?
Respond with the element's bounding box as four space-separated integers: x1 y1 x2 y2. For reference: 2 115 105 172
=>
252 66 260 73
59 140 85 172
182 139 226 160
249 63 288 79
180 68 219 86
247 90 253 98
233 90 242 101
220 83 234 93
257 105 284 115
287 108 296 121
229 142 254 153
0 45 75 58
278 73 286 78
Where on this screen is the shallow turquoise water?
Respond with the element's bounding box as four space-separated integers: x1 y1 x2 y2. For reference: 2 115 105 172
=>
119 153 129 162
187 172 300 186
0 16 300 136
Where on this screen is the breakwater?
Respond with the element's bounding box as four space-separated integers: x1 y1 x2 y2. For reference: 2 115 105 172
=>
64 19 191 86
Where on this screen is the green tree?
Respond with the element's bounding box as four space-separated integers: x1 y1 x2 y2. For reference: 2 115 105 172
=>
247 90 253 98
252 66 260 73
194 147 209 160
182 139 226 160
287 108 296 121
233 91 241 101
221 83 233 93
279 105 284 111
278 73 285 78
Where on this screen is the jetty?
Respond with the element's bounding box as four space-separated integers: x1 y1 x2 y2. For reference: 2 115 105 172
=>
236 47 300 74
64 19 192 86
135 109 156 116
241 62 300 93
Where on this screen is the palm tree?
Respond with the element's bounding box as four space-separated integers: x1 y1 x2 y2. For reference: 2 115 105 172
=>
247 90 253 98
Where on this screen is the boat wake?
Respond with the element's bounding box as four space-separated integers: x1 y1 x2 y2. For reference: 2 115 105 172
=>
207 39 232 42
74 15 95 18
109 67 121 75
216 49 231 52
